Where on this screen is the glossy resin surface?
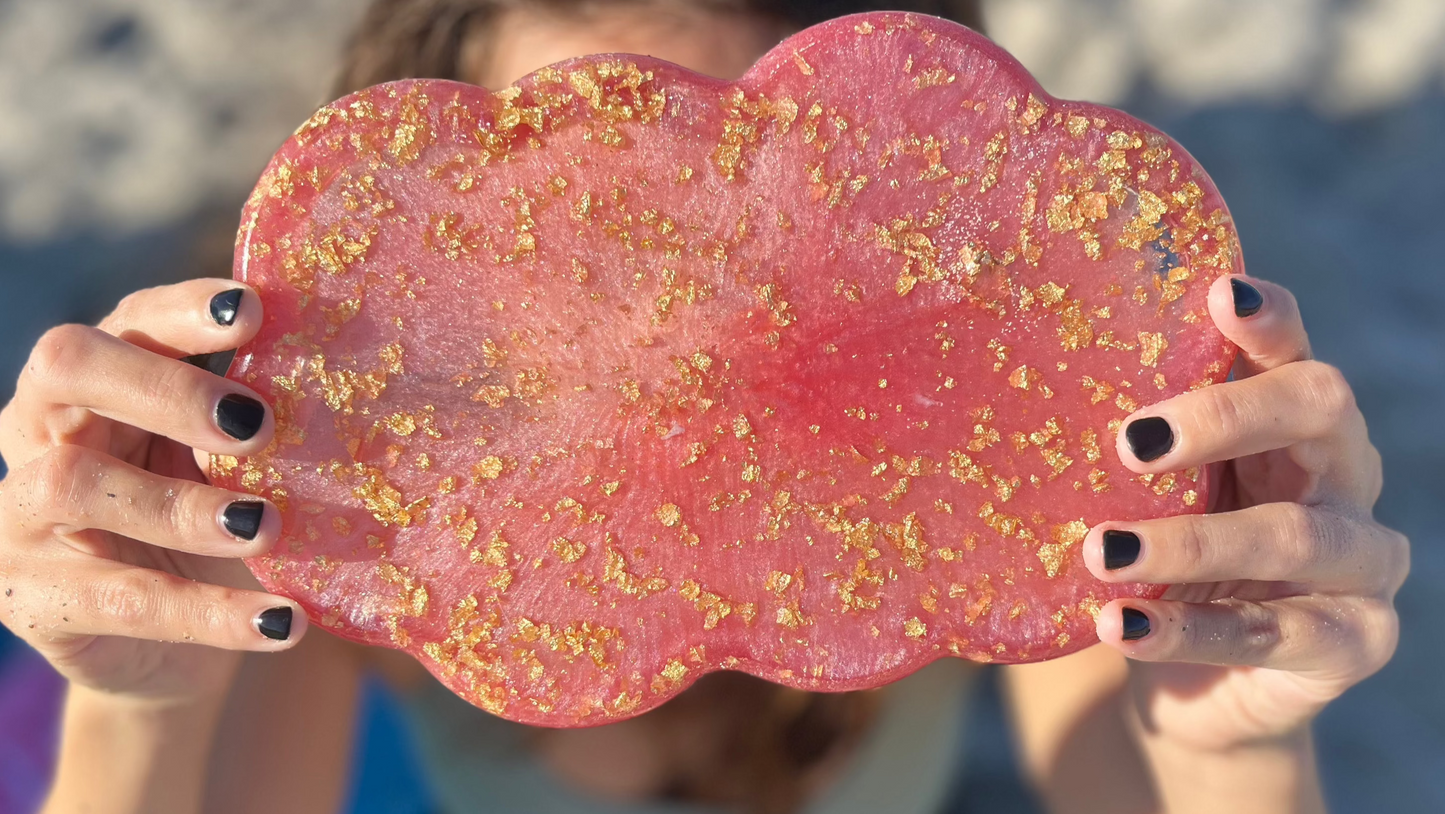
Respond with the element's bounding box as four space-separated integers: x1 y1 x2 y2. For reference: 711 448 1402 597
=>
219 12 1240 725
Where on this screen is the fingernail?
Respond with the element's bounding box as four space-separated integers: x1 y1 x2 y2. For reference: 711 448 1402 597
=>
211 289 244 327
256 607 292 641
216 394 266 441
1121 607 1151 641
181 350 236 377
1230 278 1264 318
222 500 265 541
1125 417 1174 463
1103 530 1141 570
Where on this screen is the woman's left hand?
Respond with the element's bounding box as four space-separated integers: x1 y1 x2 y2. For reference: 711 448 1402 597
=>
1084 274 1408 753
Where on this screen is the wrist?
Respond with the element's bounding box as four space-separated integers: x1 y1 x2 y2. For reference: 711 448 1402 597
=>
43 683 229 814
1135 719 1326 814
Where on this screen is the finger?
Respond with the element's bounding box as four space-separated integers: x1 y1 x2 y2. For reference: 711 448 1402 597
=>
2 558 306 652
3 445 280 557
1084 504 1409 594
1097 595 1398 680
98 279 262 358
1114 360 1376 505
1207 275 1311 377
14 324 274 454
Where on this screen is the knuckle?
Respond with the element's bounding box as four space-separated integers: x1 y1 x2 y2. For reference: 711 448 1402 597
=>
160 481 209 539
1363 600 1401 672
1383 528 1411 593
1298 362 1357 428
89 570 160 632
27 445 96 513
1193 386 1247 442
1235 604 1283 663
187 591 235 639
109 289 148 326
1168 518 1211 575
27 324 98 389
1283 503 1337 571
136 358 199 415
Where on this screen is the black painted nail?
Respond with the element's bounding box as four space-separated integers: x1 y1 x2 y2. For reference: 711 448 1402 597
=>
257 607 292 641
1121 607 1151 641
180 349 236 377
1230 278 1264 319
222 501 265 541
210 289 244 327
215 394 265 441
1103 530 1141 571
1125 417 1174 463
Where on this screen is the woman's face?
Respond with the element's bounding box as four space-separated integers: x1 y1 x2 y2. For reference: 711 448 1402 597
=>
467 2 788 88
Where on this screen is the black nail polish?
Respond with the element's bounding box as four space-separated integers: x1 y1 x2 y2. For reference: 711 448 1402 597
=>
257 607 292 641
180 349 236 377
1230 278 1264 318
1125 417 1174 463
1121 607 1151 641
1103 530 1141 570
210 289 244 327
222 501 265 541
215 394 265 441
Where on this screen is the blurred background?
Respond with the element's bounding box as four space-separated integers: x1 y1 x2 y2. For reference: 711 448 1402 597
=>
0 0 1441 812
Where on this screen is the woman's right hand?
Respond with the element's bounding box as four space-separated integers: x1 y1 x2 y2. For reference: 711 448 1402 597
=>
0 280 307 704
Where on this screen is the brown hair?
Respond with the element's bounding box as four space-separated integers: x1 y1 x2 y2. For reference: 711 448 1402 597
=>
334 0 984 95
331 2 983 811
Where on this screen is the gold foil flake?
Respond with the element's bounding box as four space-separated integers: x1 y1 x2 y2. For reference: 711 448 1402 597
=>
1040 445 1074 479
472 384 511 408
764 570 795 595
1036 519 1088 578
979 131 1008 193
1008 365 1043 390
679 580 756 630
473 456 504 481
379 342 405 375
655 503 682 527
211 454 240 477
480 339 508 368
281 221 378 291
883 512 930 571
321 298 362 337
354 467 427 528
1182 490 1199 506
378 562 430 617
1081 376 1115 405
552 537 588 563
514 618 622 670
904 617 927 639
387 89 433 166
385 413 418 436
948 450 989 487
791 51 815 76
620 379 641 403
603 547 670 597
1065 114 1089 138
776 604 810 629
1138 332 1168 367
912 66 956 90
651 658 689 693
986 339 1010 371
732 414 754 439
1119 190 1170 250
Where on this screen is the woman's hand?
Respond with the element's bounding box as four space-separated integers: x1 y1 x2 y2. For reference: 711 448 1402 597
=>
1085 274 1408 755
0 280 306 704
